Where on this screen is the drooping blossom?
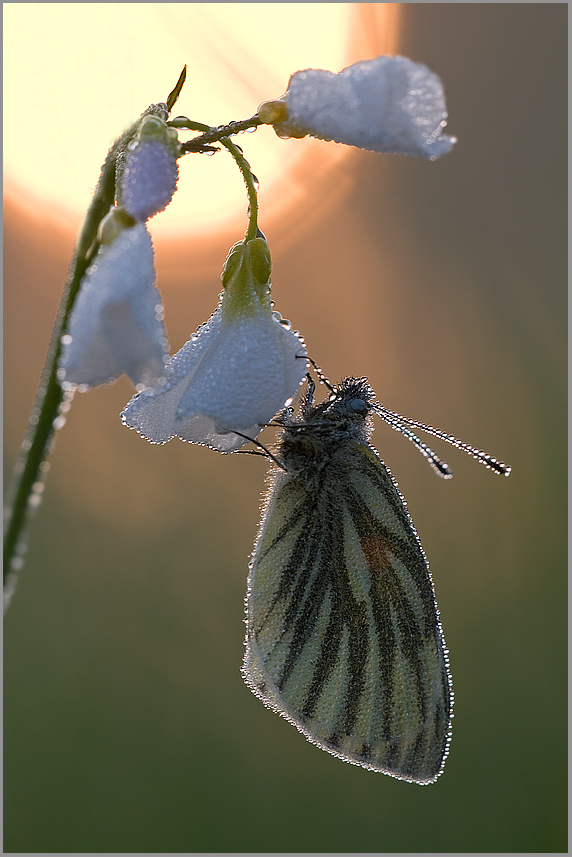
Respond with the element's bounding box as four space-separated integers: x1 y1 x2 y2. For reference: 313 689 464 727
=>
121 237 308 452
58 217 169 390
258 55 456 160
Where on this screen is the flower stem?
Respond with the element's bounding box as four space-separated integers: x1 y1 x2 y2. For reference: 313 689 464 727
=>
3 104 167 604
178 115 263 149
175 118 260 240
220 137 259 240
3 143 118 598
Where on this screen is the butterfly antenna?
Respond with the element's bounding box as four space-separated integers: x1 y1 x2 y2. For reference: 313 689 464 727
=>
377 410 453 478
376 405 511 477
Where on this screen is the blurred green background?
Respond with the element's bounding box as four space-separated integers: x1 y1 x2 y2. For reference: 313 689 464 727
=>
4 4 566 852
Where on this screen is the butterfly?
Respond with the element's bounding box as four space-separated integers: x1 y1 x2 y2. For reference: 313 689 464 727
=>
242 374 510 784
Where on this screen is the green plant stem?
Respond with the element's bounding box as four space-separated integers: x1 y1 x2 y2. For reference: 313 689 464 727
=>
4 96 259 599
3 106 163 595
219 137 259 240
3 154 115 590
178 115 263 148
174 117 260 240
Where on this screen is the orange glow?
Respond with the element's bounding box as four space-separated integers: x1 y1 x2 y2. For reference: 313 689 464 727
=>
4 2 404 526
4 4 400 237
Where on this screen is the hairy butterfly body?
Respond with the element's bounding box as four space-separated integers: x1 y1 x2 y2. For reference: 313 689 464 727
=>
243 377 456 784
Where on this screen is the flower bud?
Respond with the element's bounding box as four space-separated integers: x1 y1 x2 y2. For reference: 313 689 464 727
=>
118 115 181 221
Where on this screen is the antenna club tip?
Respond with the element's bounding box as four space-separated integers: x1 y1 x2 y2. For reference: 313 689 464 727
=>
487 458 511 476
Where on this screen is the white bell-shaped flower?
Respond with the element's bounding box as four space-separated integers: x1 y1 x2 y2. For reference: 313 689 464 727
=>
258 55 456 160
121 238 308 452
59 218 169 390
118 115 180 222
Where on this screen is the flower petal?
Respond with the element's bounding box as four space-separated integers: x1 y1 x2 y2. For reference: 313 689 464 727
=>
59 223 169 389
122 302 308 452
270 55 455 159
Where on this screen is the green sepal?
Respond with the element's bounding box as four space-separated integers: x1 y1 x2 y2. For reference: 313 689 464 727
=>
220 238 272 321
97 206 136 245
135 114 181 158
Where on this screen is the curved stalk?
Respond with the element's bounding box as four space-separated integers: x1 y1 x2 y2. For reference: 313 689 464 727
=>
3 100 177 604
174 118 261 240
219 137 259 240
4 75 260 606
3 138 119 595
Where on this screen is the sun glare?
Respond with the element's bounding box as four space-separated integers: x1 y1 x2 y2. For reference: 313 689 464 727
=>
4 3 400 236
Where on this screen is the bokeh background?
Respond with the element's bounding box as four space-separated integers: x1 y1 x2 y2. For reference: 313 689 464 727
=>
4 4 566 853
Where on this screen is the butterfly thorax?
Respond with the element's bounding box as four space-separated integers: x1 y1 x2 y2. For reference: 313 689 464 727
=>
276 379 376 479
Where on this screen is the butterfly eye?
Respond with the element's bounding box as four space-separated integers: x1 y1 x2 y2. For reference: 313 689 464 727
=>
348 397 368 413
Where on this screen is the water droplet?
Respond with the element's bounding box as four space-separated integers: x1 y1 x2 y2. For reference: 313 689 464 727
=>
61 334 72 345
246 126 256 133
14 540 27 557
